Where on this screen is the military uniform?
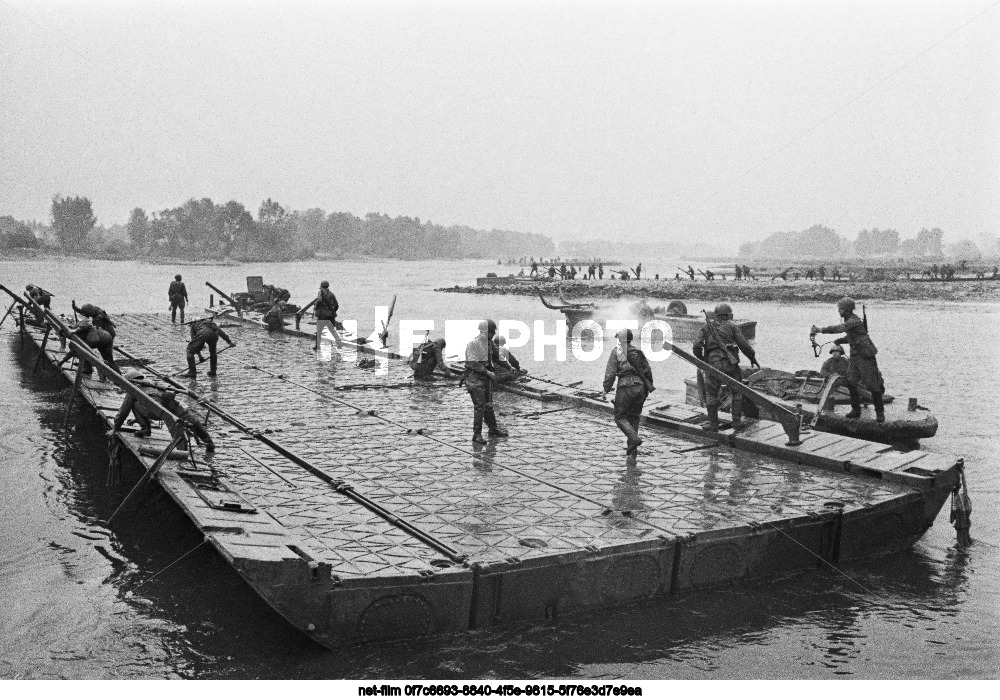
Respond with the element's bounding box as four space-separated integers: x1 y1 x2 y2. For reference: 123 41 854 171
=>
314 287 339 321
603 341 654 453
410 339 450 379
263 302 286 332
186 318 233 377
76 303 116 340
464 328 507 443
694 309 757 430
25 285 52 323
68 323 120 378
820 353 850 377
168 279 188 323
114 377 214 449
816 311 885 418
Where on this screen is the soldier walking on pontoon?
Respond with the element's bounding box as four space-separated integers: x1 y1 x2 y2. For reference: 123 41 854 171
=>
314 281 339 323
185 316 235 378
694 303 760 432
603 328 655 454
168 274 188 324
810 296 885 423
464 320 508 444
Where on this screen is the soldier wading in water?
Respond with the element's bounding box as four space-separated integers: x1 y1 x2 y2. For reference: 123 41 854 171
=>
811 296 885 423
603 328 655 454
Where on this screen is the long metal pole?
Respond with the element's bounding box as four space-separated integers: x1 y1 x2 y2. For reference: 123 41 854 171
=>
106 432 186 525
665 341 802 445
33 326 51 372
0 300 17 329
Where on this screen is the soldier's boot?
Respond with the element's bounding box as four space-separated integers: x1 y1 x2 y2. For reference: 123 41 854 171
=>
730 396 747 431
628 417 643 453
171 309 176 324
486 408 508 438
134 416 152 438
206 354 218 377
704 405 720 432
179 308 185 324
872 392 885 424
616 418 642 452
472 412 487 444
183 355 197 378
845 386 862 419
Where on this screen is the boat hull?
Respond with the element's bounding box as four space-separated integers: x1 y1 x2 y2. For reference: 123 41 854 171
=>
684 377 938 444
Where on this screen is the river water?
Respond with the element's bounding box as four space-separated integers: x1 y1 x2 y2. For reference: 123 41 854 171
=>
0 257 997 679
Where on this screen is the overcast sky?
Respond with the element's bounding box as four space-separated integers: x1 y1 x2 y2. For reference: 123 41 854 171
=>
1 0 997 248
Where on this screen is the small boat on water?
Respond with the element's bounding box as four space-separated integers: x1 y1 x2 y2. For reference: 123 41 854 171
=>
534 289 757 339
632 300 756 340
684 367 938 445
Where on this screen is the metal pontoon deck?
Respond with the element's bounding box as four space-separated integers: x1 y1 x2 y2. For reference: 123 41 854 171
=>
8 303 962 649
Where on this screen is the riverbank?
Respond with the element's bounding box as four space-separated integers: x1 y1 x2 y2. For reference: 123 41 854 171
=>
437 278 1000 303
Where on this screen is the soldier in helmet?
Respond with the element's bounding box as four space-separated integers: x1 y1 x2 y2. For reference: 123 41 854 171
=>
602 328 655 454
694 303 759 431
314 280 339 323
410 337 455 379
820 345 850 377
24 284 53 323
64 320 121 380
463 319 508 444
110 370 215 450
168 274 188 323
811 297 885 422
185 316 235 378
71 301 116 339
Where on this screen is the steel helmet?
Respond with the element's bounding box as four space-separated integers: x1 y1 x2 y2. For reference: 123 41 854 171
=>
713 303 733 318
478 319 497 334
175 274 182 281
124 369 145 381
829 346 845 355
837 297 856 313
320 280 330 288
615 327 634 343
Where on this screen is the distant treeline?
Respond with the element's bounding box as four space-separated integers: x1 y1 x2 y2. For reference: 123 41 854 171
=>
738 224 997 261
0 195 554 261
